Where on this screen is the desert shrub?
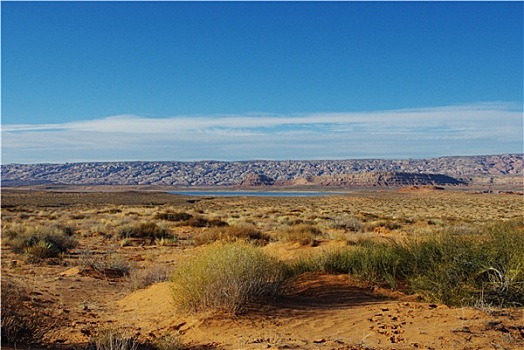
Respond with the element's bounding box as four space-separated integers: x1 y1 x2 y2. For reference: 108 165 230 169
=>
194 226 270 246
171 242 287 314
53 224 75 236
117 222 172 242
385 221 402 230
128 264 172 290
364 220 402 232
3 223 26 239
1 279 57 346
87 328 139 350
70 213 86 220
88 223 110 237
288 218 315 226
155 236 178 246
154 211 193 222
185 215 228 228
278 224 323 246
6 226 78 263
95 253 132 277
1 279 30 345
153 335 185 350
330 215 364 232
357 211 379 221
80 248 132 277
427 218 444 226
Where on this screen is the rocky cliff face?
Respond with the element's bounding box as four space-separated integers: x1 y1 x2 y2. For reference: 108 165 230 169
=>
1 154 521 187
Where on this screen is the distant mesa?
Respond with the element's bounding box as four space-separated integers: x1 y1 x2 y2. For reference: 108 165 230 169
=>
300 172 466 187
240 173 275 187
1 154 521 189
319 172 466 187
241 171 465 188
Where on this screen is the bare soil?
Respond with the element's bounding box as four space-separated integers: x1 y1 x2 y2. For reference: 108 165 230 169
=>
2 188 523 349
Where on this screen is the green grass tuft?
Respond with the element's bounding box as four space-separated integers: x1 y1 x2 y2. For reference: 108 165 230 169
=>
288 220 524 306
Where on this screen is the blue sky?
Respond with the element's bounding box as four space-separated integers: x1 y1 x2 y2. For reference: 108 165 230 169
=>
2 1 523 164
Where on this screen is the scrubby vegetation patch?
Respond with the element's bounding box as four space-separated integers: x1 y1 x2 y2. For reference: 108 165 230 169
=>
171 242 288 314
290 220 524 306
117 221 172 243
277 224 324 246
5 225 78 263
194 225 270 246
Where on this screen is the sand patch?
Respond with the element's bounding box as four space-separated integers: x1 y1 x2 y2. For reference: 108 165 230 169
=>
104 274 524 349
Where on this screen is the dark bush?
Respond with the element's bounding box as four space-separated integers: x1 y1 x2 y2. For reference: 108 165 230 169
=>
118 222 172 241
154 212 193 222
185 215 228 228
1 279 57 345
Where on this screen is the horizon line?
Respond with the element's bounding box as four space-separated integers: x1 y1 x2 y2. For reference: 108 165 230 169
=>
3 152 522 166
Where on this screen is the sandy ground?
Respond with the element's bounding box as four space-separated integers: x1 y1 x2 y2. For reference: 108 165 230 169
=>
103 272 524 349
2 189 523 349
3 242 523 350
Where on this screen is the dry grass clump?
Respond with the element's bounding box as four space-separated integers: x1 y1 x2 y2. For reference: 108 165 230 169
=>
153 334 185 350
185 215 229 228
476 221 524 306
194 225 270 246
171 242 288 314
154 211 193 222
80 248 132 277
1 279 30 345
5 225 78 263
330 215 364 232
117 221 173 243
362 220 402 233
96 207 123 214
127 264 172 290
1 279 56 346
278 224 324 246
87 328 139 350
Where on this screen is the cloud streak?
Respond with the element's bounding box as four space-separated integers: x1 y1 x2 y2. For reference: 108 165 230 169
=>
2 102 522 164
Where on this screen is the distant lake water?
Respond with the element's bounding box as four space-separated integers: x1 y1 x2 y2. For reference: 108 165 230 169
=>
168 190 343 197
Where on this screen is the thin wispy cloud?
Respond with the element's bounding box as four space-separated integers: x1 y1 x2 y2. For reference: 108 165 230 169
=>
2 102 522 164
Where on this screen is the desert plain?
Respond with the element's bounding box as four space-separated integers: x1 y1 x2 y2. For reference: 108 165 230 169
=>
1 187 523 349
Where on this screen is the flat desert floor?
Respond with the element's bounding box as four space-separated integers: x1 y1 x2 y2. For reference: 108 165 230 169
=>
1 188 523 349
